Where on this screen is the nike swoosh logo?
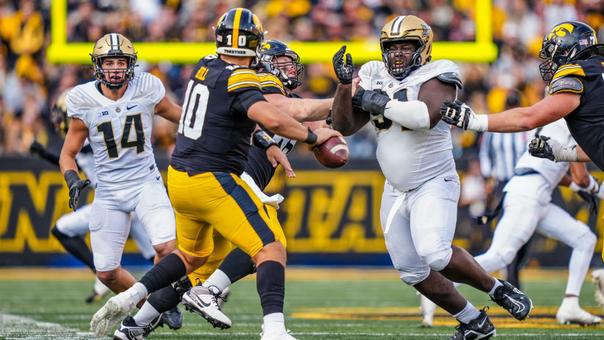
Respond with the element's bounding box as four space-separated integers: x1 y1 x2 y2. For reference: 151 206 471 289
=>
156 176 161 181
198 297 211 307
127 104 137 110
476 317 487 328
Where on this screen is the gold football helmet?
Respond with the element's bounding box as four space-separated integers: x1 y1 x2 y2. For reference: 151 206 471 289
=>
380 15 433 80
90 33 137 89
51 88 71 138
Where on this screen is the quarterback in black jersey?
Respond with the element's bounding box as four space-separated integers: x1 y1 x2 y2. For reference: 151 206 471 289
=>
93 8 341 340
440 21 604 171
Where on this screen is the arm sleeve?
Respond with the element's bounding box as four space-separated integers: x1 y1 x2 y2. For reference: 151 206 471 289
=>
143 73 167 105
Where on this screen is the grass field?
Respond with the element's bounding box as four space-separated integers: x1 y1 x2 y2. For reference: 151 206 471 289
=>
1 267 604 339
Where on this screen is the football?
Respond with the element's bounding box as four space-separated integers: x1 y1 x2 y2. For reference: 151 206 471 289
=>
312 136 349 168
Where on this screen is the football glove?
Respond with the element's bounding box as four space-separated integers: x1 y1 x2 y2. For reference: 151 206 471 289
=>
69 179 90 211
332 45 353 85
440 99 486 131
577 191 599 216
529 135 578 162
352 88 390 116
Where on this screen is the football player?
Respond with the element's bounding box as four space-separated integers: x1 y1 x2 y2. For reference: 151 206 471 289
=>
440 21 604 171
30 89 157 305
91 8 341 339
473 119 600 325
331 15 532 338
59 32 183 323
112 39 327 340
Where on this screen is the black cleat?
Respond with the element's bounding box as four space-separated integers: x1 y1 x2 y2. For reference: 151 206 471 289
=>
451 309 496 340
113 316 147 340
491 280 533 320
160 306 183 330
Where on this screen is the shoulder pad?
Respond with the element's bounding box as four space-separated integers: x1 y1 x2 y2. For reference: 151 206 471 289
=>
257 72 286 95
227 68 261 93
551 63 586 82
436 72 462 89
548 76 584 95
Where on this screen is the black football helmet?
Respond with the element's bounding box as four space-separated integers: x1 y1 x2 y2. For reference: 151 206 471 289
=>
259 40 304 90
215 8 264 58
539 21 598 83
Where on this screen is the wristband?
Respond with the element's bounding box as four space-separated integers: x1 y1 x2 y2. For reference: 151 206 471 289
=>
252 130 278 150
304 128 318 145
64 170 80 188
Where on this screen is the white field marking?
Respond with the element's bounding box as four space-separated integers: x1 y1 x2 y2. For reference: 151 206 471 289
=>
0 312 99 339
153 331 604 338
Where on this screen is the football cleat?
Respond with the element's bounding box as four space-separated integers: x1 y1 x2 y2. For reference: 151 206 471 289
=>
556 297 601 325
182 285 232 329
91 291 138 336
451 308 495 340
113 316 146 340
420 294 437 327
491 280 533 320
260 324 297 340
86 277 111 304
160 306 183 330
592 269 604 310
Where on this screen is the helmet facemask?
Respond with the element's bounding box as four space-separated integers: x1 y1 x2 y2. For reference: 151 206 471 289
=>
93 55 136 90
262 53 304 90
381 39 423 80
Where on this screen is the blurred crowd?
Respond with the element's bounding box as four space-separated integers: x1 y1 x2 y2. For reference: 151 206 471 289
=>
0 0 603 164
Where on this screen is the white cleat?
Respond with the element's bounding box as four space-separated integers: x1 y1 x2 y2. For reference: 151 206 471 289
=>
182 285 232 329
217 286 231 309
556 297 602 325
90 291 138 336
260 325 297 340
592 269 604 310
420 294 437 327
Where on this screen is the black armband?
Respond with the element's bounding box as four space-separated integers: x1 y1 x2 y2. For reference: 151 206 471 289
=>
253 130 278 150
326 110 333 127
304 128 318 145
64 170 80 188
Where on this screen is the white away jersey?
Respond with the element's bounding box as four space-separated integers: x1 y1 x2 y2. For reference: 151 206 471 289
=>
359 60 459 191
513 119 574 189
66 72 165 189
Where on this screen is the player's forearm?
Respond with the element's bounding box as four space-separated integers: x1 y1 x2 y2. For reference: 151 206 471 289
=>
330 83 359 135
486 107 541 132
59 150 79 175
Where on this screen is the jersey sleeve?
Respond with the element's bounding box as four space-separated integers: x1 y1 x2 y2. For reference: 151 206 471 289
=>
358 61 381 90
65 87 90 126
140 73 166 105
228 68 266 111
548 63 586 95
258 73 286 95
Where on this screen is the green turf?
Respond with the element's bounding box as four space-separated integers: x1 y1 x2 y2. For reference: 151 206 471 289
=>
1 270 603 339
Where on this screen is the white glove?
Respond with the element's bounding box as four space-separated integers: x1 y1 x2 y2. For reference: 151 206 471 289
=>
570 175 599 194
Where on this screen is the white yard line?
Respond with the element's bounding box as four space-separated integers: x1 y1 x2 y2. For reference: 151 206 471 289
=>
0 313 98 340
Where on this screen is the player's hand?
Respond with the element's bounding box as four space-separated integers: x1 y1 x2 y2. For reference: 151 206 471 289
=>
352 88 390 115
332 45 353 85
266 145 295 178
313 127 343 146
29 140 44 156
69 179 91 211
528 136 556 161
440 99 481 130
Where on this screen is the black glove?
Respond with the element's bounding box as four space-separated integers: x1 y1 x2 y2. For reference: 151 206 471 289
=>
64 170 91 211
332 45 353 84
440 99 472 129
528 136 555 161
352 88 390 115
577 190 599 216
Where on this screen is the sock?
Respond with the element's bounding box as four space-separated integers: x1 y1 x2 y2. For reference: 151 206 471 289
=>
94 277 110 295
203 269 232 292
133 301 161 326
139 253 186 293
146 285 181 314
217 248 256 284
256 261 285 316
453 302 481 324
51 226 95 271
262 312 286 334
488 279 503 298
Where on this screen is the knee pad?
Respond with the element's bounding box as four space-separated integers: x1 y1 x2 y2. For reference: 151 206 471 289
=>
398 267 430 286
422 248 452 272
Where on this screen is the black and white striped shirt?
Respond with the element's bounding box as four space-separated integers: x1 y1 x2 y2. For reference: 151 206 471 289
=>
479 131 530 182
